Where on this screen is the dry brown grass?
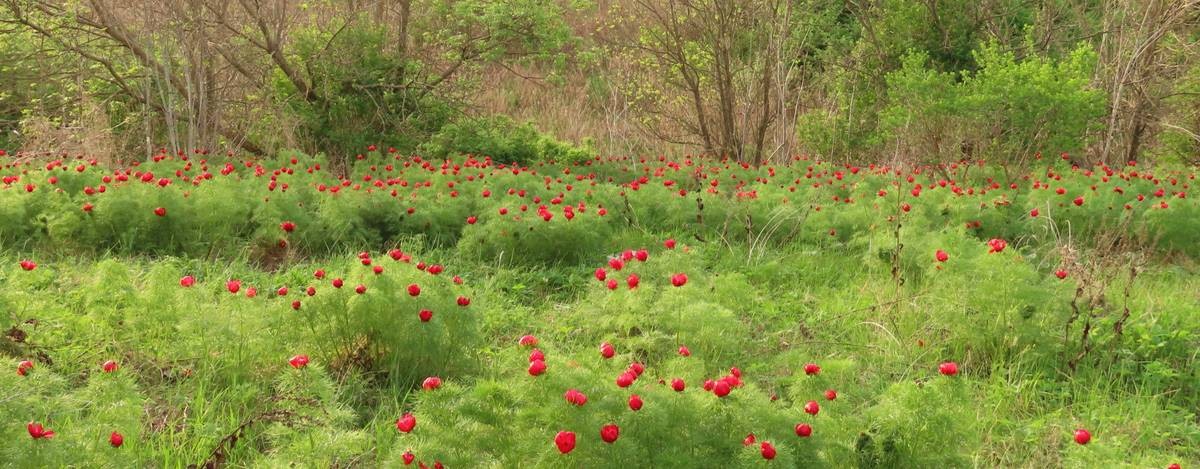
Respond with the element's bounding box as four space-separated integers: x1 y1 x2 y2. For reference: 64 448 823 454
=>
16 96 118 163
474 64 685 157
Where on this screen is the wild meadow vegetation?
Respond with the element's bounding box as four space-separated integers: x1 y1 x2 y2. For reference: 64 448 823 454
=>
1 150 1197 467
1 0 1198 468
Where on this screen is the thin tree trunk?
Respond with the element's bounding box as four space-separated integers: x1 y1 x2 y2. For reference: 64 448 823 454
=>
397 0 411 58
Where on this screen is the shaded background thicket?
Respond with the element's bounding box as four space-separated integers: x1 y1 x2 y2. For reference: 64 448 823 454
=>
0 0 1196 167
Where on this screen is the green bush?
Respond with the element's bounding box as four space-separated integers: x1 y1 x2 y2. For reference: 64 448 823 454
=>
420 115 592 166
854 379 980 467
276 23 453 163
556 246 755 364
391 345 825 467
881 42 1105 165
456 209 617 266
295 256 481 388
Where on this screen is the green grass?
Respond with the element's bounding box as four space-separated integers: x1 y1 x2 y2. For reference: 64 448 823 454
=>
1 155 1197 467
2 235 1196 467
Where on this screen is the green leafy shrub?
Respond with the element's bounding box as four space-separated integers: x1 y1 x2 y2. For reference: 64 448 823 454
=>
420 115 592 166
881 42 1105 165
274 23 453 163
